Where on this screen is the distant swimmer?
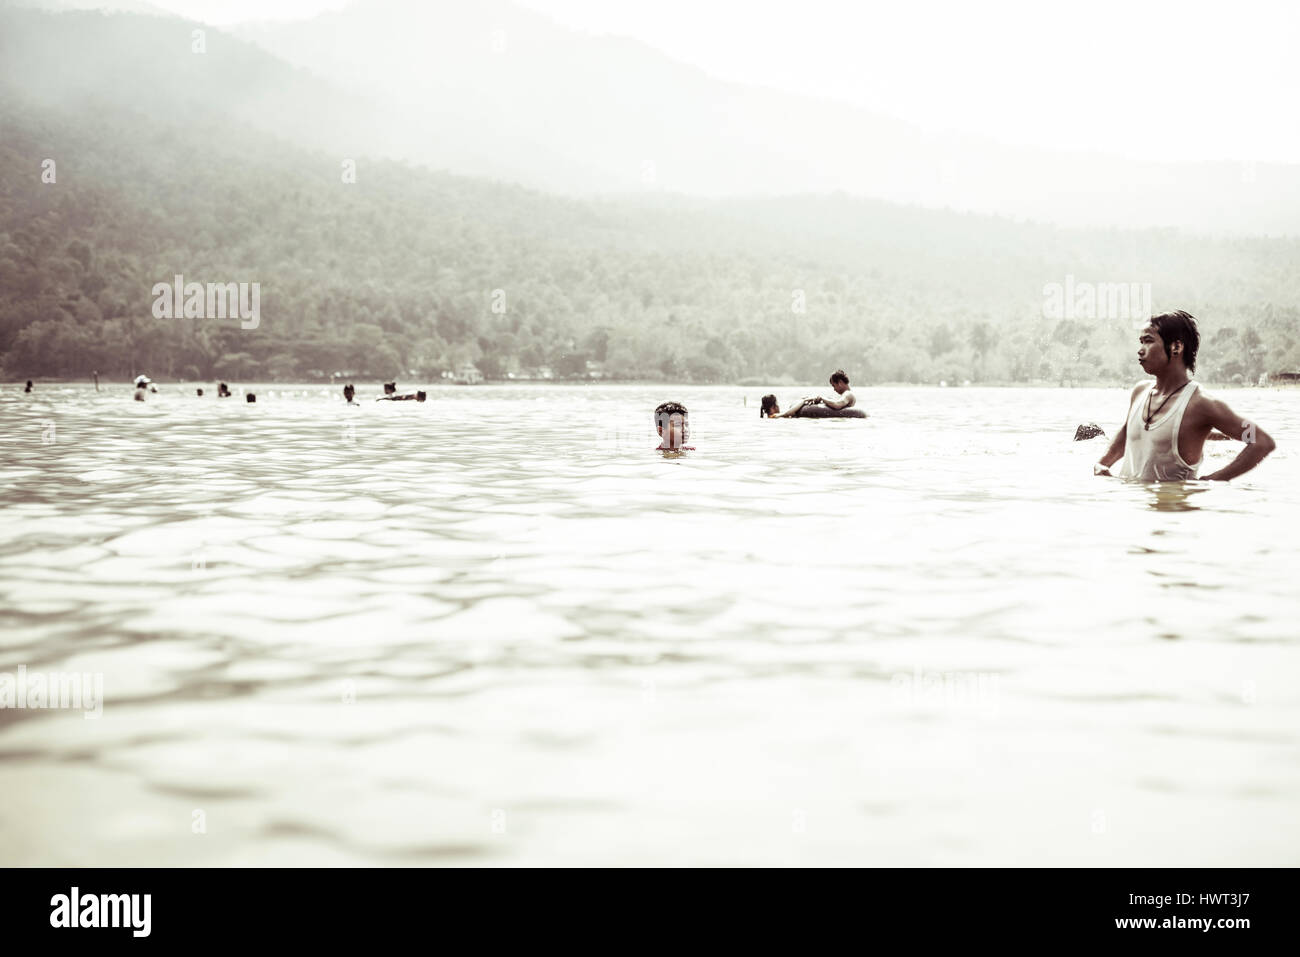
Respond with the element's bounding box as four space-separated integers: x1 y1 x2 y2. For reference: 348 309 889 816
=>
766 370 863 418
246 392 256 403
655 401 694 451
384 382 397 396
24 380 33 393
377 389 426 402
133 374 151 401
343 383 357 404
197 388 204 396
1094 311 1276 481
217 382 232 397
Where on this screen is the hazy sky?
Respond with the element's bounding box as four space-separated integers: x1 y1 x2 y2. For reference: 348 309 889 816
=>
133 0 1300 163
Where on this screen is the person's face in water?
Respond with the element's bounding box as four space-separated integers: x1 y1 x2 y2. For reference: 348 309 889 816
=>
657 413 688 448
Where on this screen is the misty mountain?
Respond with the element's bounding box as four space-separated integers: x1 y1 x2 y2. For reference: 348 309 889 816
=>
0 2 428 170
8 0 1299 234
231 0 1300 234
3 4 1298 387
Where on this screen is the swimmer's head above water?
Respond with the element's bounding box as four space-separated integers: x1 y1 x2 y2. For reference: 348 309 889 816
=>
760 394 779 418
654 401 690 449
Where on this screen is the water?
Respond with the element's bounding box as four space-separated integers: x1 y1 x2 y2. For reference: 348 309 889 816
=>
2 382 1298 866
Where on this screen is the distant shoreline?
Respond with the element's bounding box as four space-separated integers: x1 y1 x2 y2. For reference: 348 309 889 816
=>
6 378 1293 390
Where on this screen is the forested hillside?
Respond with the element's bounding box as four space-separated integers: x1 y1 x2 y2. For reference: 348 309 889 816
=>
3 7 1299 385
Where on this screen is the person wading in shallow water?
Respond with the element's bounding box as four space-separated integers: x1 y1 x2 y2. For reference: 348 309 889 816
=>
1094 311 1276 481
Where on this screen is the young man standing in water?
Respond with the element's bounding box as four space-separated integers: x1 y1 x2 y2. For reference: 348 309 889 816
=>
1094 311 1275 481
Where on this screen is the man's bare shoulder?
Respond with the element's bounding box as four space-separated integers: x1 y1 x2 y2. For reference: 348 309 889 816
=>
1184 383 1225 418
1182 385 1241 439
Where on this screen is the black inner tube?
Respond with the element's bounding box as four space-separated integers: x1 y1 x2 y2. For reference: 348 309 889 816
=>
791 406 867 418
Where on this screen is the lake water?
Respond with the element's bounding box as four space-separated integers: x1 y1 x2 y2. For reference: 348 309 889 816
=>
2 382 1298 866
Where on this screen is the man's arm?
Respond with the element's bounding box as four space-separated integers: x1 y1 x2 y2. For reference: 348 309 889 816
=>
1197 397 1277 481
822 391 854 411
1094 383 1146 475
1094 424 1127 475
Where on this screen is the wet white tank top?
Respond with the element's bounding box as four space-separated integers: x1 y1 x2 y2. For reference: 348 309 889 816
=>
1120 379 1201 481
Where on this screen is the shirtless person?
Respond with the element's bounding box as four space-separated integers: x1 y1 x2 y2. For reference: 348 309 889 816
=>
778 369 857 417
1094 311 1275 481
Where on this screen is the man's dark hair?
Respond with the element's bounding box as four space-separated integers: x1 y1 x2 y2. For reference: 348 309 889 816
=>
760 394 778 417
1149 311 1200 373
829 369 849 386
